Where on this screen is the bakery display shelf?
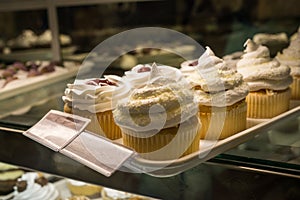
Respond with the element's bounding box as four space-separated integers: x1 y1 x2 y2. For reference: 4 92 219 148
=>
0 0 160 12
0 61 93 119
124 106 300 177
0 46 77 62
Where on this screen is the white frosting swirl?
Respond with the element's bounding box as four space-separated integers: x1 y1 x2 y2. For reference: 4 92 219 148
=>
125 63 182 89
276 27 300 76
114 63 198 131
237 39 292 91
181 47 249 106
12 173 59 200
62 75 131 113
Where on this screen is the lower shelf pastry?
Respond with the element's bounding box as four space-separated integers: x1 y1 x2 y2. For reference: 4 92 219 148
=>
0 162 24 195
66 179 102 199
12 172 60 200
101 187 156 200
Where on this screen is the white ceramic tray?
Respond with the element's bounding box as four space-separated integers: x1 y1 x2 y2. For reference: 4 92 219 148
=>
124 106 300 177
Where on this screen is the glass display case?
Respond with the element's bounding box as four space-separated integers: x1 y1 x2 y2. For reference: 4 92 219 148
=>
1 0 300 199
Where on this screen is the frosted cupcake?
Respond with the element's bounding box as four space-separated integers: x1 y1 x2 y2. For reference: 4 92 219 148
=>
237 39 292 121
124 63 182 89
62 75 131 140
181 47 249 140
276 27 300 100
113 63 200 160
12 172 59 200
253 32 289 57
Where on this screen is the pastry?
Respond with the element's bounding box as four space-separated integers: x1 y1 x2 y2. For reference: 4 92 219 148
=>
276 27 300 100
66 179 102 199
113 63 200 160
62 75 131 140
12 172 59 200
253 32 289 57
36 29 72 48
124 63 182 89
7 30 38 50
237 39 292 119
181 47 249 139
101 187 154 200
0 162 24 195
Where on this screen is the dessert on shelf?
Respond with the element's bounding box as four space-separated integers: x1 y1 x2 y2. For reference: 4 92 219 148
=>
62 75 131 140
12 172 59 200
253 32 289 57
113 63 200 160
180 47 249 139
276 27 300 100
237 39 292 126
0 162 24 196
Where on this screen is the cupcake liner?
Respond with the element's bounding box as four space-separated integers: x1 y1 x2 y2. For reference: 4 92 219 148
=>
120 117 200 160
199 100 247 140
290 100 300 109
291 76 300 100
64 104 122 140
96 110 122 140
246 89 291 118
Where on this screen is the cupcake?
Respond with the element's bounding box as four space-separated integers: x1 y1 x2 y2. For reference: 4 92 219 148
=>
0 162 24 195
62 75 131 140
237 39 292 121
253 32 289 57
12 172 59 200
113 63 200 160
276 27 300 100
181 47 249 140
66 179 102 199
124 63 182 89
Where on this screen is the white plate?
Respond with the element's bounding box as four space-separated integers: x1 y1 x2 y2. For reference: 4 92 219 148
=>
124 106 300 177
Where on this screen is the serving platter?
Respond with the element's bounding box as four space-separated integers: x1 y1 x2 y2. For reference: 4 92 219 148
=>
124 106 300 177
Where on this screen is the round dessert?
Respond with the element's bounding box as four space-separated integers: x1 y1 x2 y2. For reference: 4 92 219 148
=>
181 46 249 139
276 27 300 100
0 162 24 195
101 187 153 200
62 75 131 140
12 172 59 200
253 32 289 57
113 64 200 160
124 63 182 89
66 179 102 199
237 39 292 119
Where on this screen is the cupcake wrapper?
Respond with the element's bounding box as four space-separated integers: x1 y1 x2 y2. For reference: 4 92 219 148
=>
291 77 300 100
246 89 291 119
96 111 122 140
64 105 122 140
199 101 247 140
120 117 200 160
